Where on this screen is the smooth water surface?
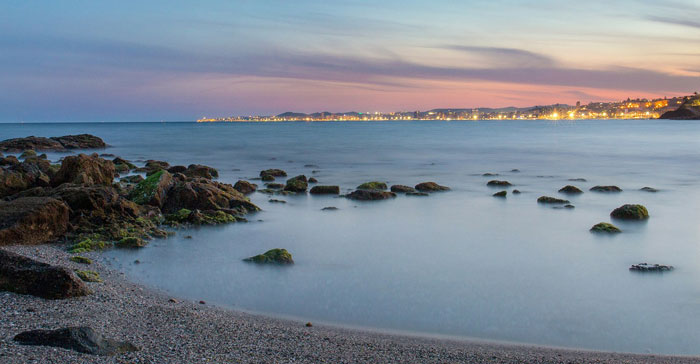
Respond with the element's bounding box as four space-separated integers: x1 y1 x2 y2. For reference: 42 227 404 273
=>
3 120 700 355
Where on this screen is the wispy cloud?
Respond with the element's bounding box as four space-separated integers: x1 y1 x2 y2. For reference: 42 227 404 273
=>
440 45 556 68
647 16 700 29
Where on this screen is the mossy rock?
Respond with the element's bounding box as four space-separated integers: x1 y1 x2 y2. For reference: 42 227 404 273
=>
115 237 148 249
129 169 172 206
260 169 287 177
537 196 570 204
261 175 275 182
590 222 621 233
309 185 340 195
68 238 109 254
390 185 416 193
165 208 193 223
265 183 284 189
243 248 294 264
610 204 649 220
493 190 507 197
559 185 583 194
357 181 387 190
284 176 308 192
415 182 450 192
69 256 93 265
75 270 102 282
590 185 622 193
487 180 512 187
19 150 37 159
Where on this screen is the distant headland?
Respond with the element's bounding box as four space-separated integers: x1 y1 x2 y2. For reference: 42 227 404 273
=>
198 93 700 122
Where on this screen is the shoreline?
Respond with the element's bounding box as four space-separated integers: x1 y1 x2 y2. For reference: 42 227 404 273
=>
1 244 698 363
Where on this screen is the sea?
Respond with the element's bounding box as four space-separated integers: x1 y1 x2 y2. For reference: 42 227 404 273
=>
3 120 700 355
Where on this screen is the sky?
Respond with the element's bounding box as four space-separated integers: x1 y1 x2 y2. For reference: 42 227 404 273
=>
1 0 699 121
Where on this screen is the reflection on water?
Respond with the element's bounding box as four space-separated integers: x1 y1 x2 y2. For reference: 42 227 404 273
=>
4 120 700 355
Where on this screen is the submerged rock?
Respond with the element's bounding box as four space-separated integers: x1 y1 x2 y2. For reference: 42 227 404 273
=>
406 192 429 196
260 169 287 178
590 222 621 233
310 185 340 195
415 182 450 192
568 178 587 182
629 263 674 272
265 183 284 189
558 185 583 194
75 270 102 282
493 190 507 198
487 180 512 187
308 177 318 183
321 206 338 211
115 237 148 249
346 190 396 200
269 199 286 204
0 250 90 299
357 181 387 190
0 197 69 246
640 187 658 193
590 185 622 193
537 196 570 204
512 189 521 194
51 153 115 187
233 180 258 195
390 185 416 193
610 204 649 220
482 173 499 177
243 248 294 264
284 175 308 192
261 174 275 182
13 327 138 355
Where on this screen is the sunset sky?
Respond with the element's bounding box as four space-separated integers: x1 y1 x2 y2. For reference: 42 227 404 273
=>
2 0 699 121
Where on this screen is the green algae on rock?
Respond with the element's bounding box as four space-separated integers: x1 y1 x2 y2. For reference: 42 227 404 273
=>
590 222 621 233
357 181 387 190
69 256 93 265
537 196 570 204
243 248 294 264
610 204 649 220
75 270 102 283
128 169 172 207
415 182 450 192
115 237 148 249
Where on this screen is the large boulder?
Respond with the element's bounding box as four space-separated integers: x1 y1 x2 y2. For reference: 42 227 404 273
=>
610 204 649 220
49 134 107 149
14 327 137 355
415 182 450 192
0 197 69 246
128 170 173 207
233 180 258 194
51 153 115 187
346 190 396 200
162 178 260 216
0 157 53 198
0 250 90 299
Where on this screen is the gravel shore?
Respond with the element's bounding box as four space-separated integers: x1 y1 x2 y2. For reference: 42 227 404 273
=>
1 244 698 364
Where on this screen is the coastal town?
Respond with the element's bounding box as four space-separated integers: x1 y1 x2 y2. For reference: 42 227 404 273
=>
198 93 698 122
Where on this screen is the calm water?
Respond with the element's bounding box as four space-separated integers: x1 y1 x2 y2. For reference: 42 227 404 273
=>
3 120 700 355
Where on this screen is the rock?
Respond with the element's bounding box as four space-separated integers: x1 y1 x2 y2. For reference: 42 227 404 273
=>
49 134 107 149
512 189 521 194
659 96 700 120
19 150 37 159
568 178 587 182
260 169 287 178
590 222 621 233
321 206 338 211
406 192 429 196
75 270 102 282
69 256 92 265
305 322 313 327
558 185 583 194
261 174 275 182
304 164 319 168
162 178 260 216
13 327 137 355
640 187 658 192
0 197 69 246
115 237 148 249
265 183 284 189
346 190 396 200
493 191 507 197
243 248 294 264
199 300 206 304
537 196 570 204
415 182 450 192
0 157 53 197
164 208 237 226
390 185 416 193
308 177 318 183
0 136 64 152
183 164 218 179
610 204 649 220
629 263 674 271
487 180 512 187
0 250 90 299
112 157 136 173
51 153 115 187
128 170 173 207
233 180 258 194
511 169 520 172
482 173 499 176
167 165 187 174
284 175 308 192
119 175 144 184
590 185 622 193
269 199 286 204
357 181 387 190
309 185 340 195
0 155 20 166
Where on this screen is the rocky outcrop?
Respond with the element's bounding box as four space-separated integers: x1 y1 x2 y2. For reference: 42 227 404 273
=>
233 180 258 195
537 196 570 204
0 157 53 198
590 185 622 193
243 248 294 264
309 185 340 195
51 154 115 187
558 185 583 194
0 250 90 299
590 222 621 233
659 96 700 120
415 182 450 192
13 327 137 355
162 178 259 216
0 197 69 246
129 170 173 207
390 185 416 193
346 190 396 200
0 134 106 152
610 204 649 220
